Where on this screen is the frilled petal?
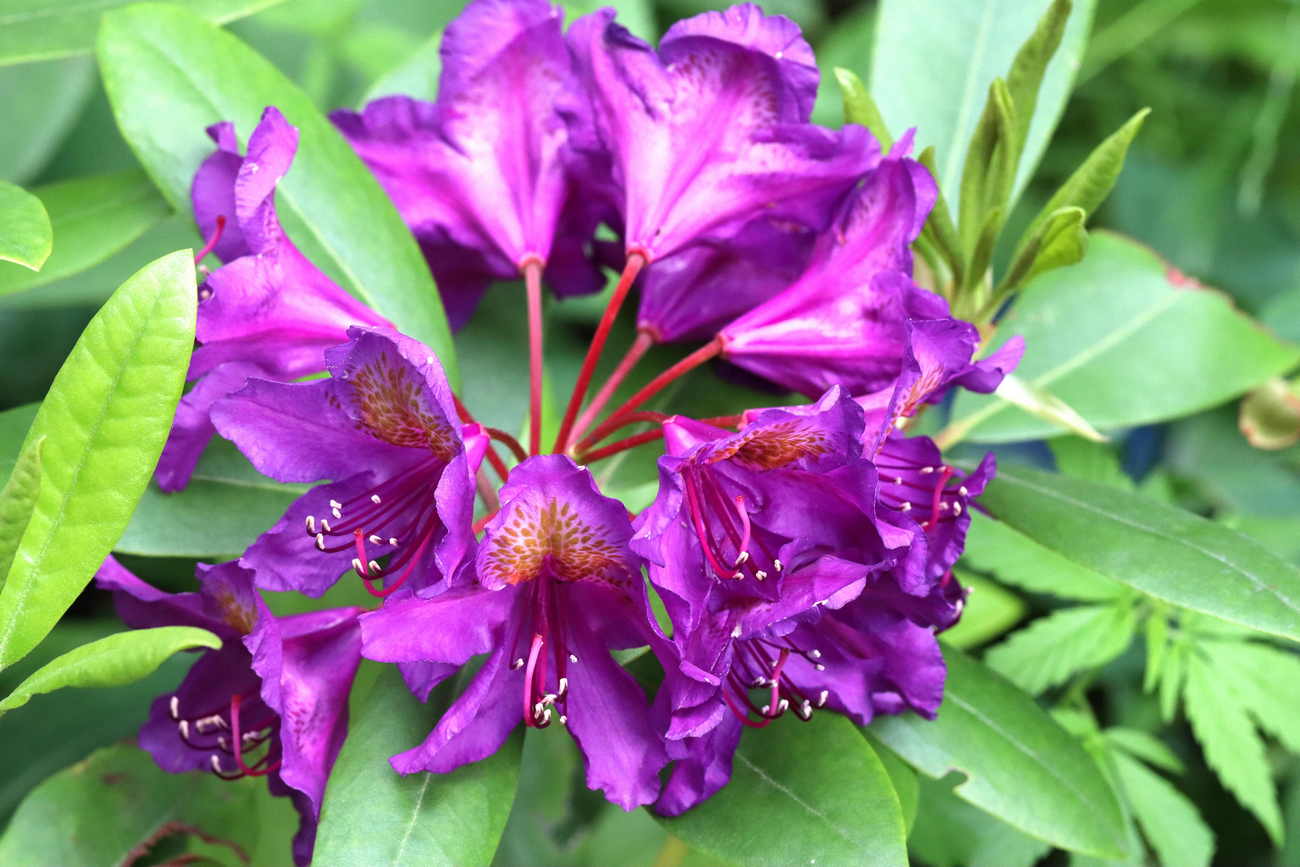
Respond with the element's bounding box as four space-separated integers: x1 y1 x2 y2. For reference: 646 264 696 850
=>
157 362 265 492
359 584 517 665
563 616 668 809
655 713 741 816
567 6 875 261
96 555 224 636
954 335 1024 393
191 121 248 262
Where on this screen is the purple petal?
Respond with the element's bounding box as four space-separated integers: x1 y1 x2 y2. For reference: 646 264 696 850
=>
191 122 249 262
359 585 517 664
655 714 741 816
156 362 265 492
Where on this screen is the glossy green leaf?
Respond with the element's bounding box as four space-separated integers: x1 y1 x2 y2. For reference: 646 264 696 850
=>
864 732 919 835
870 645 1129 858
1049 436 1134 490
947 232 1300 442
0 180 51 271
1111 751 1214 867
942 570 1025 649
314 665 520 866
986 602 1137 693
910 775 1051 867
0 743 263 864
869 0 1096 200
1183 650 1282 843
0 404 38 477
0 57 95 182
98 3 457 383
0 251 195 669
0 0 286 65
975 460 1300 641
0 170 171 299
963 513 1126 602
660 713 907 867
0 435 43 587
0 626 219 715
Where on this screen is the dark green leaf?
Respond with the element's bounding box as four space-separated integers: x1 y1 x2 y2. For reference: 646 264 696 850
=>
659 713 907 867
0 435 43 587
0 180 51 271
313 665 520 866
963 513 1126 602
0 57 95 182
0 743 262 864
0 251 195 668
870 645 1129 858
942 570 1025 649
1049 436 1134 490
864 732 919 835
947 233 1300 442
0 626 219 715
0 170 171 299
975 460 1300 641
958 81 1015 255
1111 751 1213 867
909 774 1052 867
98 3 457 382
986 602 1137 693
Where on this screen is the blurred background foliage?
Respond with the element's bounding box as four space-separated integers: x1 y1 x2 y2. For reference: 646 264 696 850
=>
1 0 1298 865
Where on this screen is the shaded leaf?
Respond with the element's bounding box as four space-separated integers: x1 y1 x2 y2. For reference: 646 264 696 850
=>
0 57 95 182
1112 751 1214 867
0 435 43 587
1103 728 1182 774
0 180 51 271
910 774 1052 867
962 513 1126 602
942 570 1025 649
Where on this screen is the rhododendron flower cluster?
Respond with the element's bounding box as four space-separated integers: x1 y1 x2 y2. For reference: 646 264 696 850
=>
100 0 1022 862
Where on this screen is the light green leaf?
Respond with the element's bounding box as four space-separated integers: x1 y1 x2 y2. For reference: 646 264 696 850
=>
363 29 441 103
0 0 286 66
1183 651 1283 843
962 513 1126 602
1103 728 1182 774
941 372 1106 446
986 602 1137 693
0 170 171 299
1003 0 1070 157
869 0 1096 201
1111 751 1214 867
0 626 219 715
948 233 1300 442
660 713 907 867
1049 436 1134 490
0 180 51 271
98 2 457 383
997 205 1087 296
0 250 196 669
864 732 919 835
1142 611 1167 692
974 461 1300 641
870 645 1129 858
833 67 893 150
0 435 43 587
1203 640 1300 753
313 665 520 866
0 744 262 864
942 570 1025 649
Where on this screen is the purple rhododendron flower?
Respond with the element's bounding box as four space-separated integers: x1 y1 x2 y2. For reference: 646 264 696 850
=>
567 2 876 264
211 327 485 608
360 455 669 809
96 557 363 866
332 0 603 328
159 106 391 492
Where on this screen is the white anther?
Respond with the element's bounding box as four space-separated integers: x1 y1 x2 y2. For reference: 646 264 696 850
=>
773 559 783 572
169 696 180 719
315 533 326 551
752 676 767 687
371 494 383 504
815 663 826 671
777 699 789 713
533 701 545 718
761 704 771 715
305 515 317 533
217 735 230 750
799 700 812 719
369 534 384 545
731 625 743 638
388 537 399 546
558 714 568 725
958 485 969 497
818 689 829 707
735 551 750 565
178 720 190 739
732 571 745 580
939 502 949 511
210 755 225 773
755 570 768 581
900 502 912 512
351 557 365 574
953 502 963 516
368 560 382 574
329 499 342 510
321 519 332 533
331 507 343 519
920 466 935 475
558 677 569 696
894 476 903 485
512 658 525 670
569 653 579 663
198 287 213 301
809 649 822 659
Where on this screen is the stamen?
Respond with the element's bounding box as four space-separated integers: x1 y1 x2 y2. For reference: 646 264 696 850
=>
193 215 226 264
818 690 829 707
169 696 180 719
371 494 383 504
569 653 579 664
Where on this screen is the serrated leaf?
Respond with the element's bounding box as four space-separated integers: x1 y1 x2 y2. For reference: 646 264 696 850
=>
948 232 1300 442
660 714 907 867
1203 640 1300 753
0 436 43 587
0 180 52 271
1184 651 1283 843
833 67 893 150
0 170 171 300
1159 636 1187 723
0 626 219 715
963 513 1126 602
986 602 1137 693
0 251 195 669
98 2 457 383
1142 613 1168 693
1103 728 1182 774
1111 751 1213 867
973 461 1300 641
313 665 520 866
870 645 1129 858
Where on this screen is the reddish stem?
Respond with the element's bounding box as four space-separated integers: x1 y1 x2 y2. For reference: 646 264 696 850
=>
472 510 499 535
570 329 655 446
485 427 528 464
523 258 545 455
575 338 722 452
453 393 511 483
552 252 648 453
194 215 226 264
578 428 666 463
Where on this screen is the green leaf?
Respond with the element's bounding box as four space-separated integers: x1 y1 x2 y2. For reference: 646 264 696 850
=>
996 205 1087 296
1049 436 1134 490
0 57 95 182
1183 650 1283 843
314 665 520 866
910 774 1052 867
869 0 1096 201
0 0 286 66
0 250 196 669
1203 640 1300 753
98 2 457 384
864 732 919 835
948 232 1300 442
0 180 52 271
958 80 1015 256
0 626 219 715
1103 728 1182 774
0 170 172 299
1003 0 1070 157
0 744 263 864
1111 751 1214 867
1142 611 1167 692
869 645 1129 858
1013 109 1150 264
833 67 892 150
941 570 1025 649
659 713 907 867
963 513 1126 602
362 29 441 103
986 602 1137 693
0 436 43 587
975 460 1300 641
942 372 1107 446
